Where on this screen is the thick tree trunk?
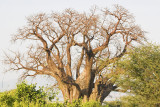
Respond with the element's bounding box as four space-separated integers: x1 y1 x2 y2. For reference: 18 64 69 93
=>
89 81 116 103
59 82 116 103
75 68 93 102
58 81 82 102
57 71 116 103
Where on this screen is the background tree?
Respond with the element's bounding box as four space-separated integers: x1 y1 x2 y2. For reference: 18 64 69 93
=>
117 44 160 106
4 5 145 103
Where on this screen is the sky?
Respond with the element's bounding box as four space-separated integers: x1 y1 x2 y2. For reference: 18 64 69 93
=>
0 0 160 100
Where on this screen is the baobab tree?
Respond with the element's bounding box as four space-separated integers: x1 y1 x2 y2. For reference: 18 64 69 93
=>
5 5 145 103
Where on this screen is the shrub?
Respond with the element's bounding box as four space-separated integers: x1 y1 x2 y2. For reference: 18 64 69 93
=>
0 81 57 106
0 92 15 107
15 81 46 104
82 101 102 107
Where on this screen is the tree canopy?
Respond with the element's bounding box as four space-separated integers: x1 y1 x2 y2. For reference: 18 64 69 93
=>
117 44 160 106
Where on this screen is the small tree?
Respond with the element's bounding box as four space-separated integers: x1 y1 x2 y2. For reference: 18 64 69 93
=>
0 82 48 106
4 5 145 103
16 82 46 103
117 44 160 106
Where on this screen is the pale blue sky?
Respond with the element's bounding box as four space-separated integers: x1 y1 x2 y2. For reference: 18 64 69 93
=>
0 0 160 100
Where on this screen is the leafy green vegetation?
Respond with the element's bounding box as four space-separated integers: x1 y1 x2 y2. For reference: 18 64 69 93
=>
0 81 56 107
0 92 15 106
16 82 46 104
117 43 160 106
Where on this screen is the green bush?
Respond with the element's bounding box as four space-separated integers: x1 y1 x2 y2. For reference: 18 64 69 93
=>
0 81 57 107
0 92 15 107
62 99 103 107
104 101 121 107
82 101 102 107
16 81 46 104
